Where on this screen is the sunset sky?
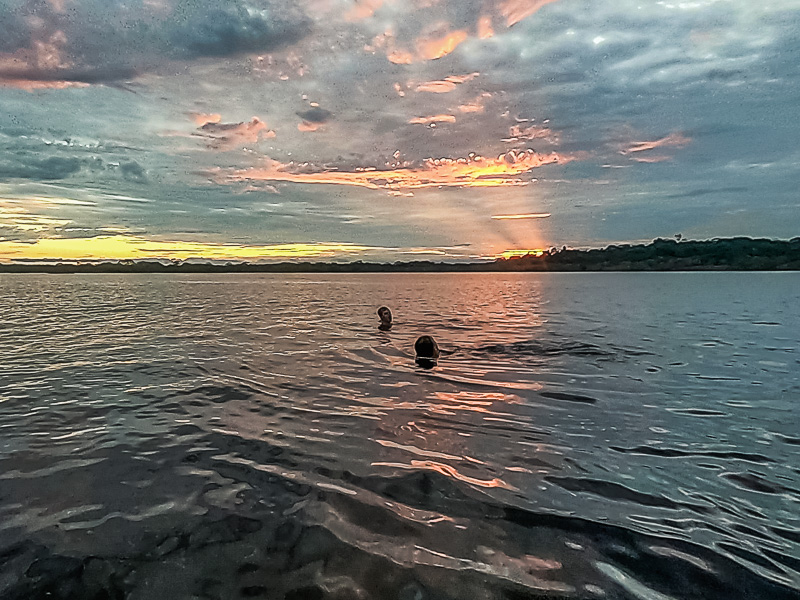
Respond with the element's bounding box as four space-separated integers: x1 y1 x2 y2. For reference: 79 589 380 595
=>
1 0 798 262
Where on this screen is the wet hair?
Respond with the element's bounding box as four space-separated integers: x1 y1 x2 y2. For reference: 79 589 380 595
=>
377 306 392 324
414 335 440 359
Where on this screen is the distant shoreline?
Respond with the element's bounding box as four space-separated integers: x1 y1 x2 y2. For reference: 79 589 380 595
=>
2 237 799 273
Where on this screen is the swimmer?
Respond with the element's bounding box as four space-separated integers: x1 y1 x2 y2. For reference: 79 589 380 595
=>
414 335 440 369
377 306 393 331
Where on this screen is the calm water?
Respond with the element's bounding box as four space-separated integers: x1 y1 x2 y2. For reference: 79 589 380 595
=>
1 272 799 600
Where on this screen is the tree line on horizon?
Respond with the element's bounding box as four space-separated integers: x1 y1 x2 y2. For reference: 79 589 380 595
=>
2 237 799 273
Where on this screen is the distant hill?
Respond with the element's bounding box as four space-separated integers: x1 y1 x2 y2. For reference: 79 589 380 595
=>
2 237 799 273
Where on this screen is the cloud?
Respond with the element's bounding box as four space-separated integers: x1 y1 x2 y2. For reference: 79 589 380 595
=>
196 117 275 150
382 25 469 64
491 213 551 219
0 201 72 242
346 0 383 21
0 156 83 180
216 149 573 192
296 107 333 123
621 133 691 155
457 93 491 113
497 0 560 27
295 105 332 132
118 161 148 183
297 121 321 132
477 15 494 39
414 29 469 61
168 4 309 59
0 0 311 88
190 113 222 127
409 114 457 125
504 124 559 144
415 72 479 93
630 155 670 164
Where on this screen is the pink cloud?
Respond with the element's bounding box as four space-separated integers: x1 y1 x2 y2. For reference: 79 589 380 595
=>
190 112 222 127
346 0 383 21
498 0 560 27
215 149 574 193
621 133 691 155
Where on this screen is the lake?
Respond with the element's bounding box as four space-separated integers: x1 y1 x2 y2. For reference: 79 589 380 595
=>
0 272 798 599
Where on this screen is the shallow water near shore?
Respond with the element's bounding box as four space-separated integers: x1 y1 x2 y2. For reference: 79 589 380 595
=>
1 272 799 599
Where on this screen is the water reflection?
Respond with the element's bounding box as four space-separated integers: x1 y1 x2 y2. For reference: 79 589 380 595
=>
0 273 798 599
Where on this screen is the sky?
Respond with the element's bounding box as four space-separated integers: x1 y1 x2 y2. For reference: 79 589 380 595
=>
1 0 799 262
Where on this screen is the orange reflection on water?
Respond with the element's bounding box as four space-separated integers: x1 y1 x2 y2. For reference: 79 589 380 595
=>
431 390 521 414
372 460 514 490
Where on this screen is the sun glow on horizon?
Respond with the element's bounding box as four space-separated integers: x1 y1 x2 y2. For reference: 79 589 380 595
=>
0 235 384 262
497 249 546 259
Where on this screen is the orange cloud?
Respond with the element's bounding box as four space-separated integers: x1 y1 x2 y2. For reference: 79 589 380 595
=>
408 114 456 125
477 15 495 39
457 102 484 113
491 213 551 219
498 0 560 27
387 49 415 65
385 28 469 64
196 117 275 150
457 92 491 113
621 133 691 154
415 29 468 60
297 121 322 132
415 72 479 93
190 112 221 126
415 80 457 93
444 73 480 84
346 0 383 21
216 149 573 193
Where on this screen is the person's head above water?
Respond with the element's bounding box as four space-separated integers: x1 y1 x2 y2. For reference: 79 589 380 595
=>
414 335 440 368
377 306 393 330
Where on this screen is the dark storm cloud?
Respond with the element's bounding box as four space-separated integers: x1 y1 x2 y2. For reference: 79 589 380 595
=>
0 0 311 86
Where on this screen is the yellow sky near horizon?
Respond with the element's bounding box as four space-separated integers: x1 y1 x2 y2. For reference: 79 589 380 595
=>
0 234 545 262
0 235 386 262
